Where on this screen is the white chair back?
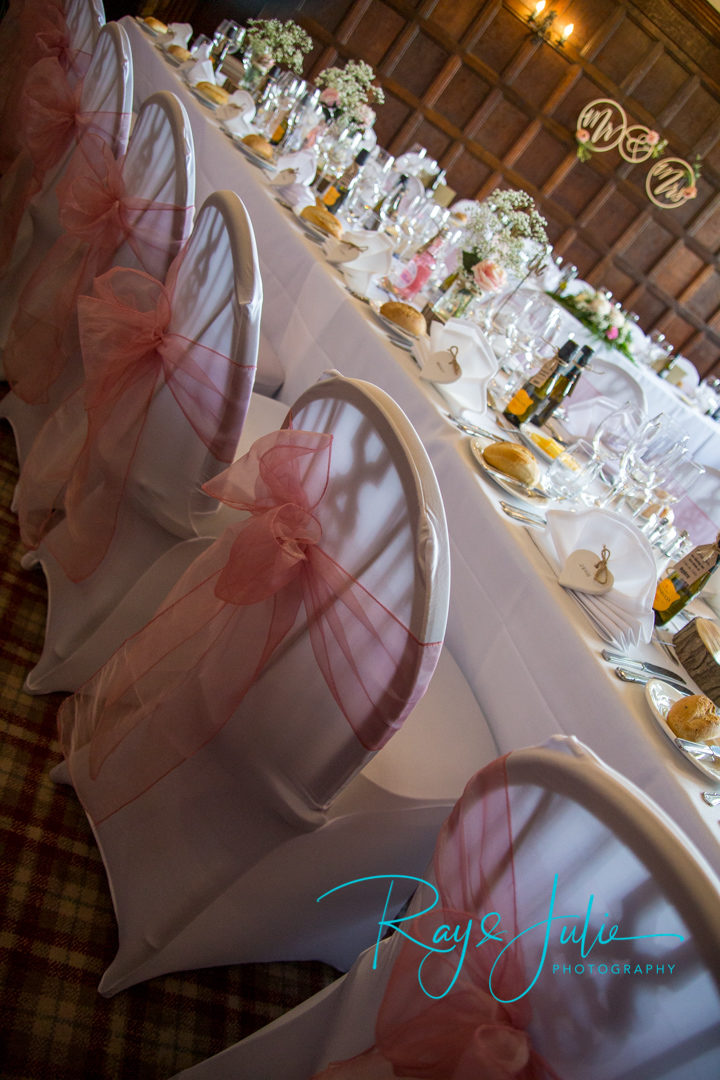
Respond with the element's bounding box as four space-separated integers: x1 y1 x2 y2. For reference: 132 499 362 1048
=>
65 0 105 58
111 90 195 280
579 354 647 413
170 736 720 1080
78 21 133 159
129 190 261 535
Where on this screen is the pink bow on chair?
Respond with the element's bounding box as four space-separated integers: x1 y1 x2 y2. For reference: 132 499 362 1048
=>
4 134 191 403
313 757 563 1080
17 260 254 580
0 56 127 272
57 428 442 824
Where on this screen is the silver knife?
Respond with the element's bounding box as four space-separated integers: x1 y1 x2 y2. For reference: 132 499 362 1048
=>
601 650 687 684
500 501 547 528
614 667 690 694
675 737 720 764
445 414 505 442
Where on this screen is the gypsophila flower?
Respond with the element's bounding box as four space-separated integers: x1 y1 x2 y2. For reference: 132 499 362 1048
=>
316 60 384 131
245 18 312 74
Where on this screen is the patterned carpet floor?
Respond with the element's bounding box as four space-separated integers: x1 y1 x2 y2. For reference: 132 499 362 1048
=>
0 419 338 1079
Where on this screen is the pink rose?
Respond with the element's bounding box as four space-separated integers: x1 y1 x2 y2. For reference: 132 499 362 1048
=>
319 87 340 107
472 260 507 293
576 128 590 144
356 104 375 128
646 129 660 146
606 326 619 340
683 184 697 199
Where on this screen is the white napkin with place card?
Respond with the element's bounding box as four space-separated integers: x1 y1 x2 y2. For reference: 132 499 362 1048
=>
268 150 318 212
324 229 389 265
538 507 656 648
412 318 498 416
166 22 192 47
217 90 255 127
339 233 394 296
184 58 216 86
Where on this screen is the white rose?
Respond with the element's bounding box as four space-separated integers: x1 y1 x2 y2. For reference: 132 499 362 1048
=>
609 307 625 328
589 294 611 317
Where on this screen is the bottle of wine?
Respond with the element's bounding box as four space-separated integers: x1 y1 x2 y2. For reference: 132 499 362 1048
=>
321 149 370 214
653 533 720 625
502 339 580 427
530 344 594 427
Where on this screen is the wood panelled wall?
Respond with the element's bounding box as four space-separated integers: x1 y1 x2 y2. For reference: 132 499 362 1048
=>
163 0 720 375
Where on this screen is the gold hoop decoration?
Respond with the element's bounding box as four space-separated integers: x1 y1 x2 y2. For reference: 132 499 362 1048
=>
646 158 698 209
620 125 657 164
576 98 628 153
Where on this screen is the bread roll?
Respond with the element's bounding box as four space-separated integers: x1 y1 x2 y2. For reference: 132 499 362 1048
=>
143 16 168 32
482 441 540 487
300 203 343 239
666 693 720 743
167 44 191 62
379 301 426 337
196 81 230 106
242 133 275 162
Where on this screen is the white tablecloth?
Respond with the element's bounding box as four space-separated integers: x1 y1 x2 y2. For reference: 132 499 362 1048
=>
125 18 720 874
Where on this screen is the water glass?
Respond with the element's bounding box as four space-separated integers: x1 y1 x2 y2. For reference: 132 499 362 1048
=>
543 439 603 502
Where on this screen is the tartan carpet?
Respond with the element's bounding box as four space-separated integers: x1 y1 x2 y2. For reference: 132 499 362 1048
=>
0 419 338 1080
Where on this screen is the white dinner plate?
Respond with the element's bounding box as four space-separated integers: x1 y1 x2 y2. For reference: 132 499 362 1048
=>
368 300 425 344
234 139 277 171
189 85 223 111
135 16 167 37
468 437 549 503
645 679 720 782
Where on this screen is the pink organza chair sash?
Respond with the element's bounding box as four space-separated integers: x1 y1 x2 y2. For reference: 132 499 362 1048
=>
0 56 128 272
57 427 442 823
313 757 562 1080
17 259 254 581
4 134 192 404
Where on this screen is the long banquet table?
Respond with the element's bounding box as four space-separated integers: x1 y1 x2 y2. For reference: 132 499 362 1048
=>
126 17 720 873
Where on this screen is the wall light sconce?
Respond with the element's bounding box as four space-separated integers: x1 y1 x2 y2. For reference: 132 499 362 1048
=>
527 2 574 48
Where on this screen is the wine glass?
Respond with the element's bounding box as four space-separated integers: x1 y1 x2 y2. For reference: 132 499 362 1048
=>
590 404 647 496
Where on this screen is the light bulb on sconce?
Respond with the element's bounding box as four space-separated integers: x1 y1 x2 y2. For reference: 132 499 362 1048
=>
526 5 576 49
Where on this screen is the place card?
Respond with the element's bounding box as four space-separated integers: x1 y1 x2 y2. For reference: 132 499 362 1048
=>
558 546 614 595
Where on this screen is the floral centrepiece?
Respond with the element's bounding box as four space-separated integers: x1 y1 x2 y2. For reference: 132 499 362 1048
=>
316 60 384 131
244 18 312 73
455 189 549 296
550 285 635 362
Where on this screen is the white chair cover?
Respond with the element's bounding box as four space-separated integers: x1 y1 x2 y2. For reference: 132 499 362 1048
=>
53 372 497 995
2 89 195 466
576 354 647 413
0 20 133 352
171 736 720 1080
20 190 261 694
674 464 720 547
65 0 105 59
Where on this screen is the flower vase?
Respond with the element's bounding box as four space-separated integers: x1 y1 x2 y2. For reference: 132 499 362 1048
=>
241 51 274 98
432 275 476 323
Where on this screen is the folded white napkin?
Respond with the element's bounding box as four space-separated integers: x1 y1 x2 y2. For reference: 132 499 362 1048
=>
268 150 317 212
167 22 192 47
184 58 216 86
538 507 656 649
324 228 390 265
412 318 497 415
217 91 256 130
339 232 394 296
